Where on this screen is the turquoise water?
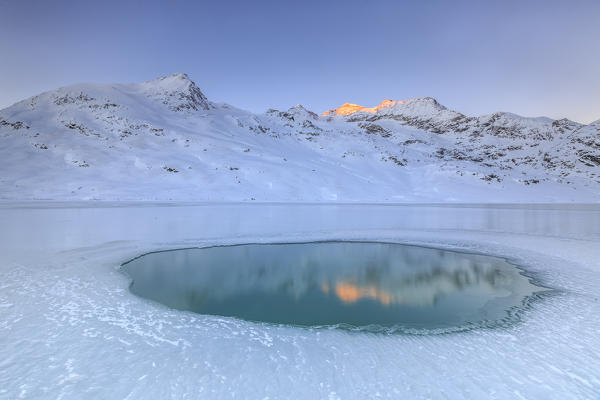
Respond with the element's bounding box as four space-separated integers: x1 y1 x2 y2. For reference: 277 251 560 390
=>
122 242 544 331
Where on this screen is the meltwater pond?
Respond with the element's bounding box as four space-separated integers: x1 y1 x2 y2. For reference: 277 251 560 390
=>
122 241 544 331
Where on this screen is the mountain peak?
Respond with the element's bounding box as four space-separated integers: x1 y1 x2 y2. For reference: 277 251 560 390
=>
287 104 319 120
141 73 211 112
322 97 442 116
144 72 192 87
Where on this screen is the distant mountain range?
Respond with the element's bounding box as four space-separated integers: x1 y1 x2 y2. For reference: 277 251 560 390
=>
0 73 598 202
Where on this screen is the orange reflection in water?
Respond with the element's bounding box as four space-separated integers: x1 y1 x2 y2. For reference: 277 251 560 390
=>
330 281 395 306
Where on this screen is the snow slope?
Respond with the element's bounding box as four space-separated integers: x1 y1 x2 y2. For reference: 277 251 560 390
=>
1 73 598 202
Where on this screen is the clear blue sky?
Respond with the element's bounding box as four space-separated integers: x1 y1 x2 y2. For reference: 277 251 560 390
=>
1 0 599 123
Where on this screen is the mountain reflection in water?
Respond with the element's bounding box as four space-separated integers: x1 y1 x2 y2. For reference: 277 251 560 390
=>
123 242 543 329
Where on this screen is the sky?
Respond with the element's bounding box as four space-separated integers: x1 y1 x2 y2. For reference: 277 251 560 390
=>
1 0 599 123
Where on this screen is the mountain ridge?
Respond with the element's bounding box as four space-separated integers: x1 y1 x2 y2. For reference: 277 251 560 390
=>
0 73 598 202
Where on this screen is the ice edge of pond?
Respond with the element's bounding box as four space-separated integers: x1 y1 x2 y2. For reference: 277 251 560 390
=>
118 239 559 337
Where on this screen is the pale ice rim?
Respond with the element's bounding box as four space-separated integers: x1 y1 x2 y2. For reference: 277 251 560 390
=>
119 239 557 336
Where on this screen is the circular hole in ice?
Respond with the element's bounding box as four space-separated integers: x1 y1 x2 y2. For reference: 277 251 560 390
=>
121 241 547 333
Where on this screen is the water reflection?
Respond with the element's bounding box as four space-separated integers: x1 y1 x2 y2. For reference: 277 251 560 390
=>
122 242 544 330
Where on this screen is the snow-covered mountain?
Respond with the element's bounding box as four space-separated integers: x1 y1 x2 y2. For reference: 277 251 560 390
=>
1 73 598 202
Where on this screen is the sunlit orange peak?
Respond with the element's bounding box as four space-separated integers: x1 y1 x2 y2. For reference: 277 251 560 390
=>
322 99 409 116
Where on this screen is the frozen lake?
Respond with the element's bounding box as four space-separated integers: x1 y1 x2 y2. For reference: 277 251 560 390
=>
0 202 599 399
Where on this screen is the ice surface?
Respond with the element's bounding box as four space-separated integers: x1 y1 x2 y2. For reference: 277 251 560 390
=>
0 202 599 399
